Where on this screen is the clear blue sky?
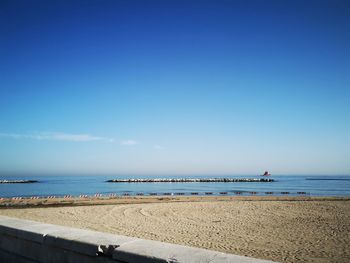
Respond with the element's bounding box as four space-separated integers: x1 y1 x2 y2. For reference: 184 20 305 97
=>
0 0 349 176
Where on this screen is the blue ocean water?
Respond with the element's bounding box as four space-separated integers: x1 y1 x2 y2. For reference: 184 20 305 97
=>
0 175 349 198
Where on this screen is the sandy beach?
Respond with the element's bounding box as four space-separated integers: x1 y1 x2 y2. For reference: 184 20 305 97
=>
0 196 349 263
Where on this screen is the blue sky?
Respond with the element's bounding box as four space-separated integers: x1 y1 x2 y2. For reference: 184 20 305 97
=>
0 0 349 176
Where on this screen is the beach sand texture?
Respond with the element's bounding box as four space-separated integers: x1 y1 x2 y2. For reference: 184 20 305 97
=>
1 199 349 263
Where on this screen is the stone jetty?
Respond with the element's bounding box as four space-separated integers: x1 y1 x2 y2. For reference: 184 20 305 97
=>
0 180 38 184
106 178 274 183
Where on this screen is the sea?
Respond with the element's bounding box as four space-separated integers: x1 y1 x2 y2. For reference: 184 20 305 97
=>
0 175 350 198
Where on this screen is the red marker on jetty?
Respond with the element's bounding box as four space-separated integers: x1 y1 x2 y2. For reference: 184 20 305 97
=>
261 171 271 176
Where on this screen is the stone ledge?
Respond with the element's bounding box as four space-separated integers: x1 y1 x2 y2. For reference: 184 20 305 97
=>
113 239 274 263
0 215 135 256
0 248 39 263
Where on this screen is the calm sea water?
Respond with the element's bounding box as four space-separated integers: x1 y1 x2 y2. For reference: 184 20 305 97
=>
0 175 349 198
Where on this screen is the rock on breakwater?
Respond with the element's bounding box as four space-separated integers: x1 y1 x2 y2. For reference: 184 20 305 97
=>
106 178 274 183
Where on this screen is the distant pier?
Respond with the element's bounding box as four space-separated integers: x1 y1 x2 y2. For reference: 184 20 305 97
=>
0 180 38 184
106 178 274 183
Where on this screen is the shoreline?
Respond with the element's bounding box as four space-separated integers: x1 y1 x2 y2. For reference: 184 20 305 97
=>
1 195 349 209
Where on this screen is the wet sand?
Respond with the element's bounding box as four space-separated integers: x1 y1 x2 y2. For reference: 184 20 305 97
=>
0 196 349 263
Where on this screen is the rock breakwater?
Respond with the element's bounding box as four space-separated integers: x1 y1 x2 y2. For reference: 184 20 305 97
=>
106 178 274 183
0 180 38 184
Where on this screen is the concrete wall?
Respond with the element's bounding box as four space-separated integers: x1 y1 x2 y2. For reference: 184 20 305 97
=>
0 215 275 263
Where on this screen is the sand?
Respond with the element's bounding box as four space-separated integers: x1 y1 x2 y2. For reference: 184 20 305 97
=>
0 197 349 263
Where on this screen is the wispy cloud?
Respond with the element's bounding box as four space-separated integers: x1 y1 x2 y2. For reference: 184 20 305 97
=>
0 132 114 142
120 140 138 145
153 144 164 150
